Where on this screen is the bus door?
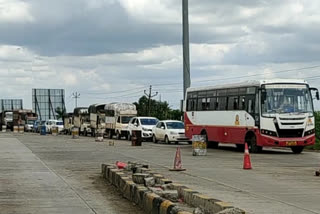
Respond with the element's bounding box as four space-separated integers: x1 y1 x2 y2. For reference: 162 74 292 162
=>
245 95 256 127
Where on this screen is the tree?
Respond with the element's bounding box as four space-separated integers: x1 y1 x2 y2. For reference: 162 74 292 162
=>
55 107 66 120
134 96 182 121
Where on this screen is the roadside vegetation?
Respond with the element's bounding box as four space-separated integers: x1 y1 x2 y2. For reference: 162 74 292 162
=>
134 96 182 120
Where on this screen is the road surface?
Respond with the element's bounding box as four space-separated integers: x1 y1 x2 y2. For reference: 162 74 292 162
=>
1 133 320 214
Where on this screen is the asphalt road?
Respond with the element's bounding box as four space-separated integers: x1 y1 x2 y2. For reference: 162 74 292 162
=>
1 132 320 214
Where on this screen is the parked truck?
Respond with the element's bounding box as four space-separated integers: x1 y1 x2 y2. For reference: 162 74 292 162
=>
63 113 73 135
73 107 91 136
12 109 37 131
88 104 107 137
105 103 137 139
0 111 13 131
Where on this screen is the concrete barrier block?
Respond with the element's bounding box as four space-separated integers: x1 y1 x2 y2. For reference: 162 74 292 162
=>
144 176 155 187
154 174 165 184
217 208 246 214
106 166 115 182
132 185 149 206
159 178 172 185
214 202 234 212
141 168 151 173
143 193 160 213
110 169 122 185
181 189 199 205
162 190 179 202
152 196 165 214
119 177 131 192
101 164 112 178
191 194 222 212
123 180 135 200
159 200 175 214
115 172 125 188
133 173 150 184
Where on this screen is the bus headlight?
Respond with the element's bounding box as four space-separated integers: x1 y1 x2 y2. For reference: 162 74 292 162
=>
261 129 277 137
304 129 315 137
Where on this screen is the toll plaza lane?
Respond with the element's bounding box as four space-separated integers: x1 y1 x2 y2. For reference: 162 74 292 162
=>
3 133 320 214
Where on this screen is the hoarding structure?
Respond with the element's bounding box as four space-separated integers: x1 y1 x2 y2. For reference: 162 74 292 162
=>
32 89 66 121
0 99 23 113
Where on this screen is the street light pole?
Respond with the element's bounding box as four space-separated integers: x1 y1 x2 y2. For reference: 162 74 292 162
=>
182 0 191 100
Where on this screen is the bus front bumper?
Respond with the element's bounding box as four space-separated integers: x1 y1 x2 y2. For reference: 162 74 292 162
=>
258 134 315 147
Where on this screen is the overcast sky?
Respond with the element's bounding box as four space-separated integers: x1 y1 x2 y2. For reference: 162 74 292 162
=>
0 0 319 111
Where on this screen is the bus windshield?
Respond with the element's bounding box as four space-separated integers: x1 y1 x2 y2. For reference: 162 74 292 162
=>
262 84 313 117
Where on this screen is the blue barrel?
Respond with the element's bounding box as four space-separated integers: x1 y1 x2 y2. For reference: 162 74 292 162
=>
40 126 46 135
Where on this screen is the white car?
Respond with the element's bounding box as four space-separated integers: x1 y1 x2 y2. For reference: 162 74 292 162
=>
127 117 159 141
45 119 64 133
152 120 190 144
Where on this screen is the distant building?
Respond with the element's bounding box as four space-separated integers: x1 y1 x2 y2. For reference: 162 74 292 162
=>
0 99 23 113
32 89 66 121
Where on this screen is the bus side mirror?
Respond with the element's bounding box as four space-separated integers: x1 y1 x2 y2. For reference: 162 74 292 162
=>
310 88 319 100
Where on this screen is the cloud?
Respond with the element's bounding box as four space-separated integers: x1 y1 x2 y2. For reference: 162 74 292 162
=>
0 0 319 111
0 0 33 23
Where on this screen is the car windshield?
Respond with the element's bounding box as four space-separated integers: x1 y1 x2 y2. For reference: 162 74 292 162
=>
121 116 132 124
140 118 158 125
166 122 184 129
57 122 63 126
262 84 313 116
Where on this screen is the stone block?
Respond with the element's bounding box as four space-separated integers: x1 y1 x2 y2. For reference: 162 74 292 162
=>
181 189 199 206
132 173 150 184
144 176 155 187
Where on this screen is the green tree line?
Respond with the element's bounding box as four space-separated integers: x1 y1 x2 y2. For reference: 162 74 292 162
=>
133 96 182 121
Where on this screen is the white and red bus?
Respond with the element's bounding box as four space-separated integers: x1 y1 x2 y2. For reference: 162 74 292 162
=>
184 79 319 153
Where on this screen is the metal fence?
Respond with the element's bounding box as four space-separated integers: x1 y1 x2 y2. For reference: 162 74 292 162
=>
32 89 66 121
0 99 23 113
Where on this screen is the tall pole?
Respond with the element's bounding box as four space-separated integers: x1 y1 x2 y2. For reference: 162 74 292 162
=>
144 85 158 116
183 0 191 100
72 92 80 108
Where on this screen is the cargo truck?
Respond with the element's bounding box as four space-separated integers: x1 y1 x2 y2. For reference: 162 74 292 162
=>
88 104 107 137
73 107 91 136
105 103 137 139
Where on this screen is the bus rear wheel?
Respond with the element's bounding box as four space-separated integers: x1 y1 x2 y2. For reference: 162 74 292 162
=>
291 146 304 154
201 130 218 149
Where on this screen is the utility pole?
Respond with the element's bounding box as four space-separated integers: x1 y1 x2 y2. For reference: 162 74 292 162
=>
144 85 158 116
72 92 80 108
182 0 191 100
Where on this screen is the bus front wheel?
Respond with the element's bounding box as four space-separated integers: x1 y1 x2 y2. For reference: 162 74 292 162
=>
248 135 262 153
291 146 304 154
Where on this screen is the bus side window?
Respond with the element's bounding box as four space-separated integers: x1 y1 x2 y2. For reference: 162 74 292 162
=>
247 98 255 114
209 97 216 110
239 96 246 110
218 97 227 110
117 116 120 123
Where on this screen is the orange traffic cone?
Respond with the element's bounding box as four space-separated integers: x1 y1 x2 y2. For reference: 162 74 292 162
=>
170 147 186 171
243 143 252 170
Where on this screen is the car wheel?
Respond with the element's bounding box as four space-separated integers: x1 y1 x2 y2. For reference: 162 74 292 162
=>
165 135 171 144
153 135 158 144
